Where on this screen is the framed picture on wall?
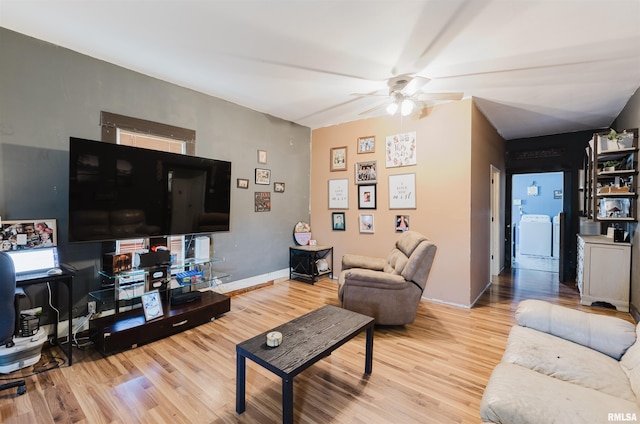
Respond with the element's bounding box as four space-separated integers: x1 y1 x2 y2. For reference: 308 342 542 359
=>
0 219 57 251
330 146 348 171
355 160 377 184
357 136 375 154
237 178 249 189
389 173 416 209
255 168 271 185
332 212 346 231
274 182 285 193
395 215 410 232
257 149 267 164
359 213 374 233
358 184 376 209
328 178 349 209
255 192 271 212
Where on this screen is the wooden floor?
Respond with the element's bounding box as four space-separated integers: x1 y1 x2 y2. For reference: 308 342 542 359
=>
0 269 633 424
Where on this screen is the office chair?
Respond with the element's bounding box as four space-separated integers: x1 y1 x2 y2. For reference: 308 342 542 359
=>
0 252 27 395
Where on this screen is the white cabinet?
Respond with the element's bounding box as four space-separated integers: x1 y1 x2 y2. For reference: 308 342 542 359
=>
576 234 631 312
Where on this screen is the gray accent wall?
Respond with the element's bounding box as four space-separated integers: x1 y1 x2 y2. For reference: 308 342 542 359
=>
0 28 311 318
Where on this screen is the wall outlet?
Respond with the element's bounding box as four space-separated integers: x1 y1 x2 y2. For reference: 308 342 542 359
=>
88 301 96 315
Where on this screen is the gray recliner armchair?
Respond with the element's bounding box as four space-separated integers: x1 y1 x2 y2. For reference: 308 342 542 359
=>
338 231 437 325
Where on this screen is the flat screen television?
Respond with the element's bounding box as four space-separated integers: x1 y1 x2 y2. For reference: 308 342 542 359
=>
68 137 231 242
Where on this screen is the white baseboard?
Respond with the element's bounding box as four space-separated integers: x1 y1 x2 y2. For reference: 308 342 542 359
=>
218 268 290 293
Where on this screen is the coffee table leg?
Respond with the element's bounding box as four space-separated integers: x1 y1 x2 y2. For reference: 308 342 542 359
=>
236 354 246 413
282 376 294 424
365 326 374 375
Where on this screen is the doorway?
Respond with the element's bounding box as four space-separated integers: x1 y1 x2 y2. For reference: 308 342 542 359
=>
511 172 563 272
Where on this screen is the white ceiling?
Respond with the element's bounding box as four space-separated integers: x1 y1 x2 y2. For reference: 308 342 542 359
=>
2 0 639 140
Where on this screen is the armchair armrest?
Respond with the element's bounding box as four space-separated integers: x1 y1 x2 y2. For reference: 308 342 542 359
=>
342 268 407 290
516 299 636 360
341 254 386 271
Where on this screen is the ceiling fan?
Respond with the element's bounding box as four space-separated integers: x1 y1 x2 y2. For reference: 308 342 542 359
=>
352 74 464 117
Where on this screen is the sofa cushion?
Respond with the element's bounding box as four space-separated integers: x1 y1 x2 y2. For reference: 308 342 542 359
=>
621 325 640 401
502 325 636 402
516 299 636 360
384 248 407 275
480 363 640 424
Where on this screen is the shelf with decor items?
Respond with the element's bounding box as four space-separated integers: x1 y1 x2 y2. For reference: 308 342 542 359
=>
89 257 230 355
590 128 638 223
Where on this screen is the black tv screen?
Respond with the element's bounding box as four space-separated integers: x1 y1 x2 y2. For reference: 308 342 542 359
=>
68 137 231 242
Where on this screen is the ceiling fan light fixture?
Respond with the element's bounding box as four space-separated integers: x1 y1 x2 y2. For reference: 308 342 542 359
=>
400 98 414 116
386 101 399 115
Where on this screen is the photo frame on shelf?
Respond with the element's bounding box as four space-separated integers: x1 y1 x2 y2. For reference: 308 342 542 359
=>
328 178 349 209
332 212 346 231
257 149 267 164
359 213 374 233
274 182 285 193
389 173 416 209
330 146 348 171
357 136 375 154
0 219 57 250
255 168 271 185
141 290 164 321
355 160 377 184
237 178 249 189
358 184 377 209
395 215 410 233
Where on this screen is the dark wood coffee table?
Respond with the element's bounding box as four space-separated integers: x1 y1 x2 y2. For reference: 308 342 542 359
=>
236 304 374 424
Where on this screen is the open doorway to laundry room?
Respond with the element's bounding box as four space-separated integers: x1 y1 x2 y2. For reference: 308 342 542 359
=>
511 172 563 272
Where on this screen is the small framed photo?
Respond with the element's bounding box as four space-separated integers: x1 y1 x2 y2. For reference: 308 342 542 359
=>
355 160 377 184
258 149 267 164
255 192 271 212
274 182 285 193
141 290 164 321
330 146 348 172
255 168 271 185
395 215 410 233
358 184 376 209
237 178 249 189
357 136 375 154
332 212 346 231
359 214 374 233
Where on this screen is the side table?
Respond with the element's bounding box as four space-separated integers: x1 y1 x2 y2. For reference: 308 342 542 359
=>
289 245 333 283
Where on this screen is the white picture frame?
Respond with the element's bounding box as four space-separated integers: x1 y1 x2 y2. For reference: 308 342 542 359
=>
386 131 417 168
141 290 164 321
389 173 416 209
359 213 374 233
328 178 349 209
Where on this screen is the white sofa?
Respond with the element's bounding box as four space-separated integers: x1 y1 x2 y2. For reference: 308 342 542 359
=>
481 299 639 423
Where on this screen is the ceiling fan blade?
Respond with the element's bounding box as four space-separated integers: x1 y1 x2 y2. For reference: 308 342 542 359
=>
358 101 391 116
402 76 430 95
393 0 490 75
350 90 389 97
415 92 464 101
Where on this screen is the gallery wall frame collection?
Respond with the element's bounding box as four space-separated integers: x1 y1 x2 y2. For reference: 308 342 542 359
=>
326 132 418 233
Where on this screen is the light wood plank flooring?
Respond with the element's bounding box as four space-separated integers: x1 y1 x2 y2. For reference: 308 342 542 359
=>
0 269 632 423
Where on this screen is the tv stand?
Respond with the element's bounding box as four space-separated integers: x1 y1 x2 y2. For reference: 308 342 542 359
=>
89 257 230 355
91 290 229 355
